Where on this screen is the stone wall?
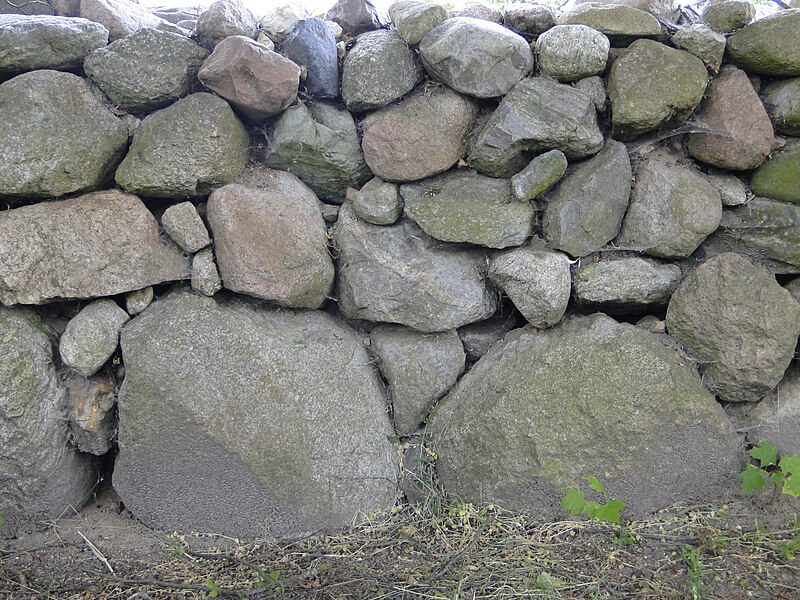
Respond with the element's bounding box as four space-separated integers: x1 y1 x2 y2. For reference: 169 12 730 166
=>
1 0 799 539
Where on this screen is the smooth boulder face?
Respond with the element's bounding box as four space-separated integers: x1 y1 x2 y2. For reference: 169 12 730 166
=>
763 77 800 136
0 190 188 305
419 17 533 99
535 24 610 82
750 139 800 204
0 15 108 75
281 18 339 98
59 300 130 377
198 36 300 121
115 291 397 539
0 308 97 534
666 253 800 403
341 29 423 113
701 0 755 34
115 92 248 197
510 150 568 202
469 77 604 177
608 39 708 141
687 65 773 171
333 203 498 332
84 27 209 113
0 70 128 201
349 177 402 225
559 3 662 46
727 9 800 77
80 0 167 42
388 0 448 46
361 86 478 182
400 170 535 249
542 139 632 258
194 0 258 48
207 179 334 309
430 314 741 518
161 201 211 253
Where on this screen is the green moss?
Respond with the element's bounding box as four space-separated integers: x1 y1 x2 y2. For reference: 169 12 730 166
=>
750 140 800 203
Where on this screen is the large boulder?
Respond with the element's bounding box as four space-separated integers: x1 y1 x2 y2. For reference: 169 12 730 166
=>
608 39 708 141
469 77 604 177
325 0 388 36
750 139 800 204
559 3 662 46
194 0 257 49
0 308 97 535
361 85 478 182
666 253 800 403
80 0 167 42
400 170 534 249
333 203 497 332
0 190 188 305
535 24 610 83
0 70 128 201
430 314 741 518
264 101 370 202
281 18 338 98
59 300 130 377
763 76 800 136
0 15 108 75
701 0 755 34
115 92 248 197
726 9 800 77
84 27 209 113
115 291 397 539
207 179 334 309
542 139 632 258
388 0 448 45
419 17 533 99
687 65 773 171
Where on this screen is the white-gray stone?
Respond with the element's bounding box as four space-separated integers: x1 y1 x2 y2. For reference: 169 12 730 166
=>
704 172 749 206
125 286 154 315
194 0 257 48
536 24 609 82
161 201 211 253
573 257 681 311
348 177 402 225
191 247 222 296
389 0 448 45
60 300 130 377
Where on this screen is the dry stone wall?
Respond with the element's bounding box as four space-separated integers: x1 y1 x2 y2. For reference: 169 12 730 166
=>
1 0 800 539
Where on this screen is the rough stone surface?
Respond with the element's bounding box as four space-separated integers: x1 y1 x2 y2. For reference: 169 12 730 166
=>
389 0 448 45
575 75 607 112
348 177 402 225
401 170 535 249
258 2 306 43
503 2 556 36
64 372 116 456
560 3 662 46
763 77 800 136
333 203 497 332
542 139 632 258
430 314 741 518
116 92 248 197
670 23 725 72
618 152 721 258
0 70 128 201
194 0 257 48
0 15 108 75
457 310 518 362
666 253 800 403
0 190 188 306
701 0 755 34
727 9 800 77
0 0 78 16
469 77 603 177
281 18 338 98
191 247 222 297
450 0 502 22
510 150 568 202
126 287 153 315
419 17 533 99
750 138 800 204
687 65 773 171
198 35 300 121
152 6 202 24
704 173 748 207
161 201 211 253
115 291 397 539
608 39 708 141
84 27 208 113
488 248 571 328
264 101 370 202
573 257 681 312
535 24 609 83
325 0 388 36
207 179 334 309
574 0 675 18
745 365 800 456
361 86 478 182
370 326 465 436
80 0 167 41
788 278 800 303
59 300 130 377
0 308 97 534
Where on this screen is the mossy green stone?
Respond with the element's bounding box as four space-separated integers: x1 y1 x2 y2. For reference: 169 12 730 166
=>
750 139 800 204
727 9 800 77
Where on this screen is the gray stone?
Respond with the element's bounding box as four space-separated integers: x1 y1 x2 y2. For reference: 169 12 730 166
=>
348 177 402 225
0 15 107 75
361 85 478 182
0 308 97 534
194 0 257 48
574 0 676 18
116 93 248 197
636 314 666 334
325 0 388 35
559 3 662 46
488 248 571 328
788 277 800 303
430 314 741 518
0 190 188 306
617 151 721 259
670 24 725 73
457 309 518 361
749 138 800 204
745 365 800 456
282 18 338 98
510 149 568 202
333 203 498 332
264 101 370 202
667 253 800 402
388 0 448 45
573 257 681 312
701 0 755 34
419 17 533 99
0 70 128 201
542 139 632 258
151 5 202 24
258 2 306 43
60 300 130 377
64 372 116 456
319 202 340 223
504 2 556 36
608 40 708 141
191 247 222 296
161 201 211 253
177 18 197 31
574 75 607 112
401 170 535 249
450 0 502 22
84 27 208 113
370 325 465 435
763 77 800 136
469 77 603 177
80 0 167 41
115 291 397 539
727 9 800 77
126 286 153 315
704 173 748 207
536 25 609 83
0 0 78 16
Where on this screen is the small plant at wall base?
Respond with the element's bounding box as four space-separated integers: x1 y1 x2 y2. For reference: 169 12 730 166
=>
739 441 800 496
561 475 626 523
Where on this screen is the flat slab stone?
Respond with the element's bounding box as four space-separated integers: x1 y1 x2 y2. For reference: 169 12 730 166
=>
559 3 662 46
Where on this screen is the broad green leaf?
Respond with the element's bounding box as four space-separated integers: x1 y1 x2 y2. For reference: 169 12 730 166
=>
739 464 767 494
535 571 567 590
592 500 625 524
205 579 220 598
748 442 778 468
268 570 281 582
561 488 586 516
583 500 602 520
587 475 605 494
779 454 800 476
783 473 800 497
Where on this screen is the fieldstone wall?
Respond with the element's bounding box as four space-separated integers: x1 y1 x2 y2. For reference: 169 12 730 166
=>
1 0 799 539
